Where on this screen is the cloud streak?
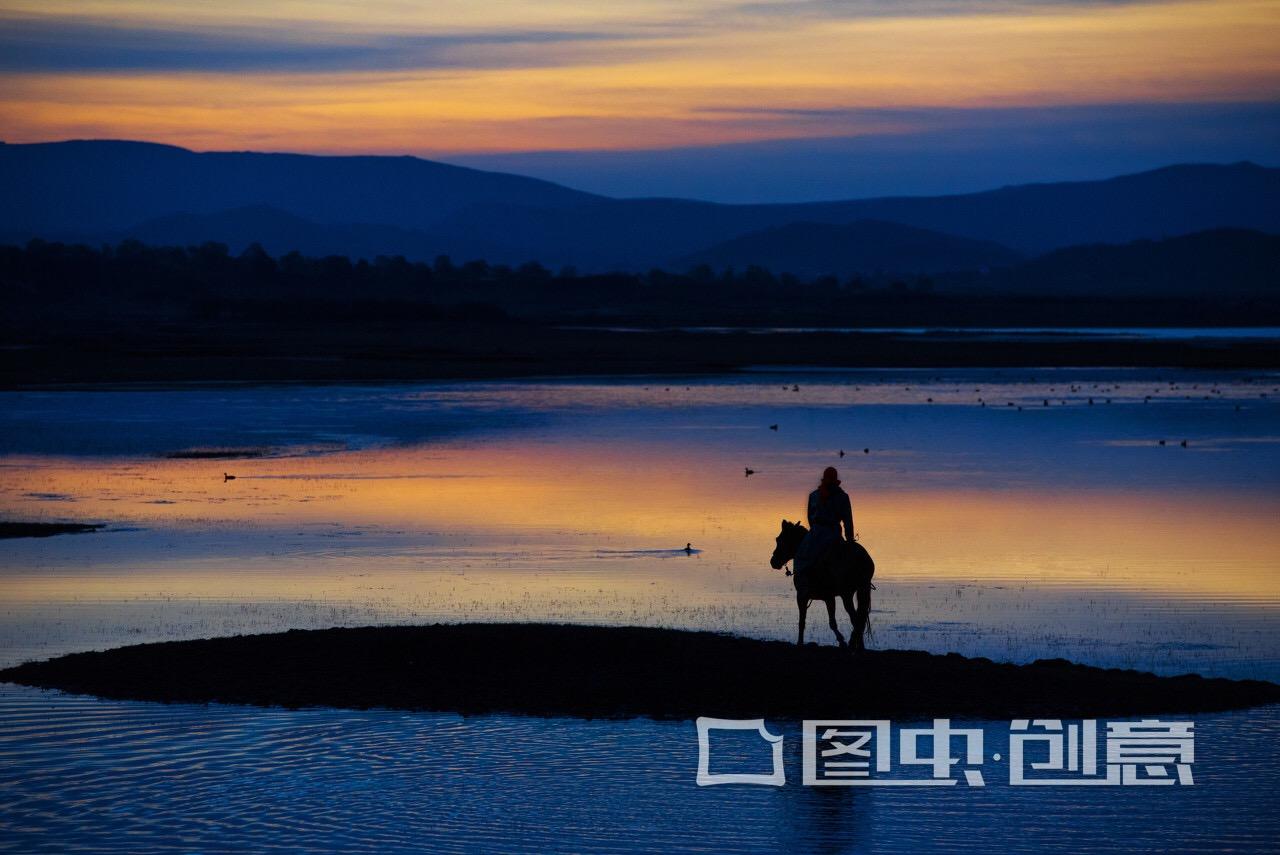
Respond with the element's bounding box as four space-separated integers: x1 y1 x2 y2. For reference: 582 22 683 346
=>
0 0 1276 161
0 15 642 73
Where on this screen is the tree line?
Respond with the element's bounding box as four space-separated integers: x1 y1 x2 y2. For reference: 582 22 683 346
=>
2 237 1273 329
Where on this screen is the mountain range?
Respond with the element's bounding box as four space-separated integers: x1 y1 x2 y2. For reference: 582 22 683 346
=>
2 139 1278 280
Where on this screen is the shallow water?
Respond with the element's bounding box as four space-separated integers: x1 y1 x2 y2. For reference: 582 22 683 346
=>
1 368 1278 851
0 684 1276 854
2 369 1277 675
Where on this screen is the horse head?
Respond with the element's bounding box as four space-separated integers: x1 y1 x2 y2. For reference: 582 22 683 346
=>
770 519 806 570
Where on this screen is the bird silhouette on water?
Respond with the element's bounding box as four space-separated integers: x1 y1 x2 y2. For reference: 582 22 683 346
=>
745 467 756 477
223 473 236 482
769 424 779 431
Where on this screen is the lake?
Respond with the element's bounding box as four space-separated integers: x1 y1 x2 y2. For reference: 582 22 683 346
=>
1 368 1278 852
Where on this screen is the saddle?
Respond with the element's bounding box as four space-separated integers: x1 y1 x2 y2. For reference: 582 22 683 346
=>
799 539 875 590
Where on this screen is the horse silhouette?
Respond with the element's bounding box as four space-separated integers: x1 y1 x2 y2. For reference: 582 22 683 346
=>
770 520 874 650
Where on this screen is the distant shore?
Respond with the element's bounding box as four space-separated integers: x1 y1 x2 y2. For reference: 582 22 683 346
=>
0 522 103 539
3 624 1277 720
5 322 1279 389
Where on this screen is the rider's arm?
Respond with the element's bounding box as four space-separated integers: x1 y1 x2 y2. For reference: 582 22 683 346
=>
841 495 854 541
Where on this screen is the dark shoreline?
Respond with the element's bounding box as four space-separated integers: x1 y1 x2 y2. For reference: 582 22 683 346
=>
4 624 1277 720
5 323 1279 389
0 522 104 539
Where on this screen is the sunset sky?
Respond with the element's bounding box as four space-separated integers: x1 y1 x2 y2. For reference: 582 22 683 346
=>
2 0 1278 199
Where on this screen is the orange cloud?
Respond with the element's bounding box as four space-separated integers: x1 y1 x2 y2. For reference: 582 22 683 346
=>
0 0 1276 154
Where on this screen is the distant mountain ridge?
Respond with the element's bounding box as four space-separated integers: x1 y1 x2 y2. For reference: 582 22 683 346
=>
0 139 599 235
1002 228 1280 296
2 140 1278 278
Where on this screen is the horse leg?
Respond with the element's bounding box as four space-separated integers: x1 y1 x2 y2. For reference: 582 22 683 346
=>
840 592 860 651
825 597 846 648
850 584 871 652
796 592 808 645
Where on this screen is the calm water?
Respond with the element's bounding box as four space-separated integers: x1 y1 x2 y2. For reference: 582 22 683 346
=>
2 368 1278 852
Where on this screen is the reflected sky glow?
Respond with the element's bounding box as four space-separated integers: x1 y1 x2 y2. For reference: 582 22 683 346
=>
1 370 1277 678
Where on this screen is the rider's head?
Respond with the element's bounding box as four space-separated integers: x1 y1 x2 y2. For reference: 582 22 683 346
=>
819 466 840 497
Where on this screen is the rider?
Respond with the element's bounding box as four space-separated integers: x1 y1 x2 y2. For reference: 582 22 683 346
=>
793 466 854 581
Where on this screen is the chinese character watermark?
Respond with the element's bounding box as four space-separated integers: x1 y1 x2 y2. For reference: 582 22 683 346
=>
696 716 1194 787
802 719 986 786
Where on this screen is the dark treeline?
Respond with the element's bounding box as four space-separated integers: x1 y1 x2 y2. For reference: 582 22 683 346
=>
3 237 1277 330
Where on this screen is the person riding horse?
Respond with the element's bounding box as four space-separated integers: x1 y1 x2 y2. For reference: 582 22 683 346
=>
771 466 873 650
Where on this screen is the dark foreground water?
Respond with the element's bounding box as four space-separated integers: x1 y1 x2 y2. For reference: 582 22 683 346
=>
1 683 1275 854
1 367 1278 852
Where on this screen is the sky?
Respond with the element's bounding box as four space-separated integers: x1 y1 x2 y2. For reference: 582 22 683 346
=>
1 0 1278 201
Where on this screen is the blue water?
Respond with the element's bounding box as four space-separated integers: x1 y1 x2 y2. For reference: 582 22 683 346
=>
2 368 1278 852
0 684 1275 854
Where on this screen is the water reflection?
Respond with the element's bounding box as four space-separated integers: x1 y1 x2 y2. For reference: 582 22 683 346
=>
0 369 1277 678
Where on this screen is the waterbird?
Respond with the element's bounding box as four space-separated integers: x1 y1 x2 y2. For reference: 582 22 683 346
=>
1158 440 1166 446
1181 440 1188 448
863 448 869 454
839 449 845 458
223 473 236 482
684 543 694 554
769 424 778 431
745 467 755 477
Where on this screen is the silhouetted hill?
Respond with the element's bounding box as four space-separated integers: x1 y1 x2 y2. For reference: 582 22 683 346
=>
0 139 600 236
428 162 1280 267
677 219 1022 276
995 228 1280 296
3 141 1277 272
775 162 1280 254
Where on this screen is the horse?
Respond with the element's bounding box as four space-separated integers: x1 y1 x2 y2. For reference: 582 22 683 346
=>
770 519 874 650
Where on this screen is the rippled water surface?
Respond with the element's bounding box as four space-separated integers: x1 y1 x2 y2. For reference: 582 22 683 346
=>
2 368 1278 851
1 684 1276 854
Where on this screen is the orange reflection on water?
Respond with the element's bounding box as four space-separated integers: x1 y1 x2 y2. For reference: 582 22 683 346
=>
2 439 1277 603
